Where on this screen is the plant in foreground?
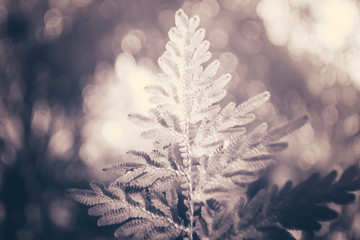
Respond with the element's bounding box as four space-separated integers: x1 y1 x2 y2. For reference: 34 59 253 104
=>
67 9 360 240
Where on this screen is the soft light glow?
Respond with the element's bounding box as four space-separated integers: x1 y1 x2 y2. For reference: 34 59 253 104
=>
341 86 357 106
302 145 320 166
81 53 155 171
219 52 238 72
271 165 292 187
48 129 74 157
49 0 70 10
315 0 358 49
242 20 261 40
115 53 155 112
343 114 359 136
352 213 360 235
3 118 23 150
32 101 51 134
258 0 360 86
209 29 228 49
32 109 51 133
121 30 145 54
330 231 347 240
0 6 8 24
322 105 338 126
346 52 360 86
298 124 314 145
288 230 302 240
49 200 74 230
258 0 290 45
195 0 220 18
102 121 123 144
257 0 288 23
73 0 93 8
43 9 63 40
220 0 251 11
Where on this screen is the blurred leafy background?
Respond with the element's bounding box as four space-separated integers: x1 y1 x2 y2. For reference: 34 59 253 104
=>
0 0 359 239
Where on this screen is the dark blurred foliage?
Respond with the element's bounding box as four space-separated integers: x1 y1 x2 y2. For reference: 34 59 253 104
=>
0 0 359 240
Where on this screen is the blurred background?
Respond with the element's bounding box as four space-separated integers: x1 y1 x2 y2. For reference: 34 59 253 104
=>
0 0 359 239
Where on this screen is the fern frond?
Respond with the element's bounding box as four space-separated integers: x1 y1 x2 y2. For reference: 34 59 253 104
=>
146 225 182 240
202 59 220 80
128 113 157 128
128 170 174 188
102 163 144 175
69 8 316 240
68 179 187 239
235 91 271 116
216 113 255 131
234 165 360 239
114 218 153 239
263 115 308 143
266 142 288 153
151 197 172 217
224 158 274 174
145 84 171 98
66 189 109 206
149 174 178 192
197 199 234 240
127 150 161 167
88 201 124 217
141 128 182 142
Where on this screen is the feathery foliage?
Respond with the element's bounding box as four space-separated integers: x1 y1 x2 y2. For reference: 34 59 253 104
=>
234 165 360 240
67 9 359 239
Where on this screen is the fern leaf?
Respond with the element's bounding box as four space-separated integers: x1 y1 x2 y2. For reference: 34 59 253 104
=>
88 201 125 217
210 214 234 240
266 142 288 153
201 59 220 80
141 128 182 143
188 13 200 33
128 192 146 207
191 40 212 65
114 218 153 239
165 41 182 61
230 173 259 184
224 159 274 174
168 26 182 43
128 113 157 128
165 188 179 210
235 165 360 237
115 167 146 184
216 113 255 131
149 174 178 192
145 84 170 97
129 170 174 188
66 189 109 206
175 9 189 35
263 115 308 143
190 32 204 58
158 52 179 78
97 208 131 226
209 73 231 95
89 180 106 195
127 150 162 167
102 162 144 175
146 226 181 240
258 226 296 240
151 198 172 217
235 91 271 116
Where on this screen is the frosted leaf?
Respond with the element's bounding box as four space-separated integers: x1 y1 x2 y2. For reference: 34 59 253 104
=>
175 9 189 35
